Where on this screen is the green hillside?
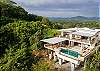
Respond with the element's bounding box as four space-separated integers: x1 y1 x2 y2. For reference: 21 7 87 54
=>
0 0 58 71
0 0 43 27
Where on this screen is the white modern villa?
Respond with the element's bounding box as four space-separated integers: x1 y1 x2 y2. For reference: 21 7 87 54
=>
40 27 100 71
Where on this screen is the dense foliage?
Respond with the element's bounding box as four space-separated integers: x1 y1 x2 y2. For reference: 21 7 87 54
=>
0 16 14 27
0 1 60 71
84 51 100 71
51 20 100 29
0 0 43 27
32 60 54 71
0 20 59 71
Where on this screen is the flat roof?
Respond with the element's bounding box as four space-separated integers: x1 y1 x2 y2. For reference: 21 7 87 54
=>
40 37 67 44
58 28 77 32
58 28 100 37
72 31 95 37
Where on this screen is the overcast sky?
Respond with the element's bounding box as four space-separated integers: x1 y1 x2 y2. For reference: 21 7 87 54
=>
12 0 99 17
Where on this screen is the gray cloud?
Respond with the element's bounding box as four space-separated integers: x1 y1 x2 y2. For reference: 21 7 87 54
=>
12 0 99 17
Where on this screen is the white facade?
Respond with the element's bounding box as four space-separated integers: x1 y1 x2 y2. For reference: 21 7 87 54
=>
41 27 100 71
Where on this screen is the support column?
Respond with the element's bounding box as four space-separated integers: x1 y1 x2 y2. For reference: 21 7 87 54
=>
62 59 65 63
81 43 83 51
88 37 91 44
72 42 74 46
71 41 74 46
69 41 71 46
59 58 62 65
61 32 63 36
53 52 57 61
75 64 77 68
70 34 72 39
49 51 53 59
71 63 75 71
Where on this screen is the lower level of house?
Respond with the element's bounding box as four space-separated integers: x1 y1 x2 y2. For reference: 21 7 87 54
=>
40 37 99 71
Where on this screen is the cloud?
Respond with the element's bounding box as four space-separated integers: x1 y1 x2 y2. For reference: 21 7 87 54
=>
12 0 99 17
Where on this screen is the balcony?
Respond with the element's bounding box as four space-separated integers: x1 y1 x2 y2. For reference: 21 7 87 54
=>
44 44 68 51
72 38 90 43
59 35 70 39
55 45 93 61
69 45 92 57
59 35 90 44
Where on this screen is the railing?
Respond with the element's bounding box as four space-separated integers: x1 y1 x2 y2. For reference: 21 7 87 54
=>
58 35 70 39
71 38 90 43
44 44 67 49
81 39 90 43
59 35 90 44
81 47 91 57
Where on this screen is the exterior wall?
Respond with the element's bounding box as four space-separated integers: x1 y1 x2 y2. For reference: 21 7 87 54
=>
56 52 80 65
90 35 95 46
61 32 63 36
60 31 71 39
59 30 99 48
75 35 81 39
90 32 100 47
98 32 100 36
69 34 72 39
96 32 100 40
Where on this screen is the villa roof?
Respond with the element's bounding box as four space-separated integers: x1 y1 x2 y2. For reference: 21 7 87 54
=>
71 31 95 37
40 37 67 44
72 28 100 37
58 28 100 37
58 28 77 33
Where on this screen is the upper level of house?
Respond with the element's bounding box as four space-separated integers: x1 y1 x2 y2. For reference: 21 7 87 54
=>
58 27 100 46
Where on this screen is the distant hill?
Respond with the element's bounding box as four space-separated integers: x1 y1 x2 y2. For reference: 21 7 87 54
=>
0 1 38 21
0 0 43 26
48 16 100 21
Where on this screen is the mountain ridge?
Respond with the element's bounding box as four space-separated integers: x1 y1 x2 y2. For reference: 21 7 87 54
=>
48 16 100 21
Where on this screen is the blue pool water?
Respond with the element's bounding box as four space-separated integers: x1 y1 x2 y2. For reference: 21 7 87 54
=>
60 48 80 58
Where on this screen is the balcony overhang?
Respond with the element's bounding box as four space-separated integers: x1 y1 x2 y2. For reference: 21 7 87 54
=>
40 37 67 44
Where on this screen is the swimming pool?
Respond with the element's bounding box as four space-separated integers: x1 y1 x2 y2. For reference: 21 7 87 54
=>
60 48 80 58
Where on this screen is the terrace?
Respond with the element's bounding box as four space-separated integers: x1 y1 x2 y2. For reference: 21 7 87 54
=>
41 37 68 51
71 36 90 44
54 48 94 67
44 44 92 57
40 37 96 68
58 28 99 45
60 33 91 43
44 44 67 51
41 37 92 58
